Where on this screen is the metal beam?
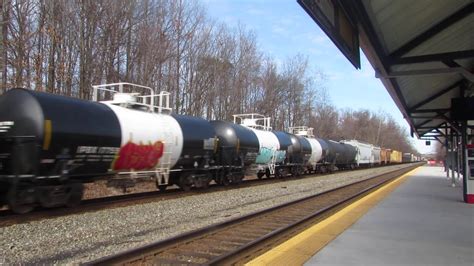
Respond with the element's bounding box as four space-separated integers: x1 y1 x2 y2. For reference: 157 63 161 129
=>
416 118 444 127
411 108 450 114
434 136 445 146
422 134 444 137
416 122 446 129
422 138 444 146
443 60 461 68
443 60 474 81
419 128 446 137
435 128 446 136
461 120 468 202
439 113 462 134
346 0 419 138
411 116 443 119
416 118 460 137
379 68 474 82
389 50 474 65
415 119 437 129
390 3 473 58
409 81 463 112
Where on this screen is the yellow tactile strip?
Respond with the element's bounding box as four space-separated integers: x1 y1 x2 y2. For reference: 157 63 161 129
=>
246 167 421 266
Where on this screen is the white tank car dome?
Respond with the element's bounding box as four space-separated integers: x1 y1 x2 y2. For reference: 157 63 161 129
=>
112 93 138 105
233 113 272 131
92 82 172 114
288 126 314 138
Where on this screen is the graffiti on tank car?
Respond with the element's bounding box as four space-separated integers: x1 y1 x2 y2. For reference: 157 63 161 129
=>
112 141 164 170
275 150 286 162
256 147 274 164
256 147 286 164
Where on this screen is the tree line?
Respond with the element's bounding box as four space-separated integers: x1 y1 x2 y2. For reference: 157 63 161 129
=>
0 0 416 153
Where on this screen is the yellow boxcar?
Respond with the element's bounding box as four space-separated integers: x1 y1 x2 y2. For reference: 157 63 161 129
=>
380 148 391 164
390 150 402 163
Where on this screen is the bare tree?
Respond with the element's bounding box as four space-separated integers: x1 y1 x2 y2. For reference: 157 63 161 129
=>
0 0 416 153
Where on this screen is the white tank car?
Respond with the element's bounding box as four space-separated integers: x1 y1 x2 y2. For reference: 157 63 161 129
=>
234 114 285 165
104 104 183 171
341 140 373 166
288 127 322 168
306 138 322 166
92 84 184 177
250 129 284 164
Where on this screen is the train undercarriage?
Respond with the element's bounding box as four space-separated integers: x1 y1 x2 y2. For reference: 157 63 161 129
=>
1 177 84 214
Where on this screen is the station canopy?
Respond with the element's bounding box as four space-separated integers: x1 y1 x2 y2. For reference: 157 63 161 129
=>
299 0 473 144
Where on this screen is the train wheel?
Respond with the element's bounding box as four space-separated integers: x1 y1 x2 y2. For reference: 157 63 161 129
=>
320 166 326 174
257 172 264 179
275 171 281 179
231 173 244 184
221 177 230 186
196 173 211 189
7 186 35 214
65 184 84 208
179 173 193 192
291 167 301 177
265 168 271 178
155 177 168 192
294 166 304 177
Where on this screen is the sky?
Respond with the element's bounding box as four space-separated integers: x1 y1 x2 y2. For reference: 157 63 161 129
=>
203 0 434 154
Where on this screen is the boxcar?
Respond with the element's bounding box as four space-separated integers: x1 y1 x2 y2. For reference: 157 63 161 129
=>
380 148 391 164
390 150 402 163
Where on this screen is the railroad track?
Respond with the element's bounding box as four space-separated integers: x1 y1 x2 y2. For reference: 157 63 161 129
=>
0 178 270 227
88 164 420 265
0 169 338 227
0 164 415 227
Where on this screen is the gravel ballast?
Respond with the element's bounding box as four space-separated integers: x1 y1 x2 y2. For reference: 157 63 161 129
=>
0 164 416 264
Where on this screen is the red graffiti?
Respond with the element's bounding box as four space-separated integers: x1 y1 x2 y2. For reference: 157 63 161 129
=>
112 141 164 170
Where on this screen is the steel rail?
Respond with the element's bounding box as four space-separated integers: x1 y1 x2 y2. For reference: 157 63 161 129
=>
0 163 398 226
87 163 421 265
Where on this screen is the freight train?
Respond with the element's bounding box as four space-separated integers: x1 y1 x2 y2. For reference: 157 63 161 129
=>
0 83 418 213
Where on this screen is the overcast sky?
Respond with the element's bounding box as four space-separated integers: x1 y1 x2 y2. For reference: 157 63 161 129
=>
204 0 434 154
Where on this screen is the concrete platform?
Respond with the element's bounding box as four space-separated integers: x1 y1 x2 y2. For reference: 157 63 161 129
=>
305 166 474 266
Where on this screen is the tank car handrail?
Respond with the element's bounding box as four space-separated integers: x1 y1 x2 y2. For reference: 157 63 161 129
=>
233 113 272 131
92 82 153 100
92 82 172 114
288 126 314 137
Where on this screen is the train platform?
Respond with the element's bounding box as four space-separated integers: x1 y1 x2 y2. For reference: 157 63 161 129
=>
247 166 474 266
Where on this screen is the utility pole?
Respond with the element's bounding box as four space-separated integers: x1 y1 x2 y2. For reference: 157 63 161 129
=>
375 117 383 145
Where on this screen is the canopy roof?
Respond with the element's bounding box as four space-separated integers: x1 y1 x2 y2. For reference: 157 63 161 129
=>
300 0 473 144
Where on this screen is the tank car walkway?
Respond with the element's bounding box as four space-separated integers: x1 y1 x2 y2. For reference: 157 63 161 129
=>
247 166 474 266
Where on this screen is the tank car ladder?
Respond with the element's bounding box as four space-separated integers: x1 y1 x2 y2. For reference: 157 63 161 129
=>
155 142 172 186
267 149 277 176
